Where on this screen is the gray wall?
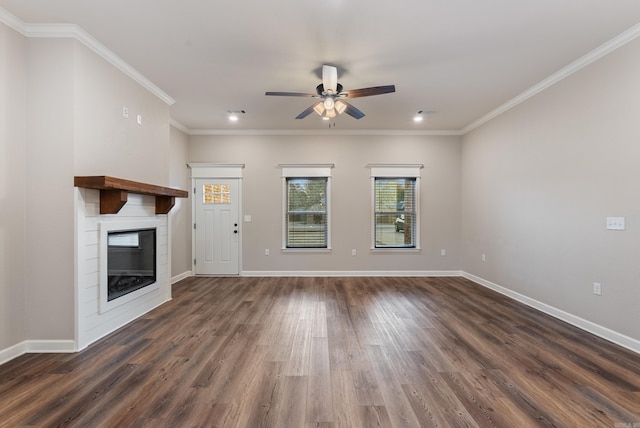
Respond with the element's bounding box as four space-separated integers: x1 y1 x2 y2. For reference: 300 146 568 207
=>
170 125 192 278
461 37 640 342
3 10 639 356
1 18 180 354
189 134 462 273
25 38 76 342
0 22 27 352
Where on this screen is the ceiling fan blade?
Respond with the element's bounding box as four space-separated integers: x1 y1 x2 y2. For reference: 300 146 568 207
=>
295 102 322 119
265 91 316 97
343 85 396 98
322 65 338 94
342 101 365 119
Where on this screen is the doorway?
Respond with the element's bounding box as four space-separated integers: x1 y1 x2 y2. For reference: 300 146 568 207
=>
189 164 244 276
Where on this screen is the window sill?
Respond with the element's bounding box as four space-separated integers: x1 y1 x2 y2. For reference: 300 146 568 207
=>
370 247 421 253
282 248 332 254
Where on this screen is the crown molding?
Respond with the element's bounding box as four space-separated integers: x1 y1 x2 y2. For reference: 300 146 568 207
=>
170 119 190 133
462 22 640 135
26 23 175 106
0 8 174 106
0 6 25 33
7 6 639 136
186 128 464 136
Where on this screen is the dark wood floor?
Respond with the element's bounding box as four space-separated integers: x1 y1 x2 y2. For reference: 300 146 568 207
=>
2 276 640 427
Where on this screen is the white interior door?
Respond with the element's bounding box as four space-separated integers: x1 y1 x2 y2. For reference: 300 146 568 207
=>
194 178 240 275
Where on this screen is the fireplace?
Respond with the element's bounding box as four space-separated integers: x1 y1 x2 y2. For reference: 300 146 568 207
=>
107 228 156 301
75 179 187 350
99 219 161 314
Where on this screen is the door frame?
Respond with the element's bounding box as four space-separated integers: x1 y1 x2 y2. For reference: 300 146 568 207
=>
188 163 245 275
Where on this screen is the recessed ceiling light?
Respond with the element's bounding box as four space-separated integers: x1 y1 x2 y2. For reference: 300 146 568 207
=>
413 110 436 122
227 109 245 122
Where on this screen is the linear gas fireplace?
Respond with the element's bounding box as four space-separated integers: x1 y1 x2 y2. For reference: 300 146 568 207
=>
107 228 156 301
99 220 161 313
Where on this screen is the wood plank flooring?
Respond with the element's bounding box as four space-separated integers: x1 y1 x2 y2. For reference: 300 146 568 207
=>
1 276 640 427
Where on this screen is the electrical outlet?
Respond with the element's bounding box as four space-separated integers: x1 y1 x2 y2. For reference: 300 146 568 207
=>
482 253 486 262
264 249 269 256
122 106 129 118
593 282 602 296
441 249 446 256
352 249 357 256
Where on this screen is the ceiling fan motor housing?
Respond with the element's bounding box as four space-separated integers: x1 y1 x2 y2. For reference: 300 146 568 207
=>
316 83 343 96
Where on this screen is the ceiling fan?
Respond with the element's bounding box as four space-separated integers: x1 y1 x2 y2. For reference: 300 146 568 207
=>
265 65 396 120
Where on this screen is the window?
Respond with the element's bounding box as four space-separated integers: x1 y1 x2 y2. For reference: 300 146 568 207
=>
369 164 422 249
280 164 333 250
286 178 327 248
202 184 231 204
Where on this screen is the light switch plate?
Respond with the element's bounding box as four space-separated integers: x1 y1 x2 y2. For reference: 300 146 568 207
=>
606 217 625 230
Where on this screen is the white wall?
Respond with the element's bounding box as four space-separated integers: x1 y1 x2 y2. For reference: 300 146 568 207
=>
0 22 27 355
461 37 640 344
189 134 462 274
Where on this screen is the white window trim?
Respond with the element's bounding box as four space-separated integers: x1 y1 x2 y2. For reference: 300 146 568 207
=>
280 164 334 252
368 163 423 251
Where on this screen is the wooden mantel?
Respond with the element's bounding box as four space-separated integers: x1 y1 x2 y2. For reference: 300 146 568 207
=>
74 176 188 214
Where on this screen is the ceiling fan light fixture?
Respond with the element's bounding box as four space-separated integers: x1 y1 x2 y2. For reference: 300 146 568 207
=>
265 64 395 121
323 97 335 110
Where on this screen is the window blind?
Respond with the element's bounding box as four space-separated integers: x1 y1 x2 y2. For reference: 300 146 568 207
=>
374 178 416 248
286 177 328 248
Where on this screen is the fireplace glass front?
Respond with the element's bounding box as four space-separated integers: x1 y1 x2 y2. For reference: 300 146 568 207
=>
107 228 157 301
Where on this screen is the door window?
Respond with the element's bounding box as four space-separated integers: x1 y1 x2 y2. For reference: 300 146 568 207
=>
203 184 231 204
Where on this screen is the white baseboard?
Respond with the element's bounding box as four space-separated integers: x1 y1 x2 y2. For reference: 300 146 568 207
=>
462 272 640 355
5 271 636 366
171 270 192 284
1 340 76 365
0 342 28 365
241 270 462 277
26 340 77 353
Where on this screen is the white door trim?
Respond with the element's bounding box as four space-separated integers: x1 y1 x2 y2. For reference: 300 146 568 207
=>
188 163 245 178
189 163 244 275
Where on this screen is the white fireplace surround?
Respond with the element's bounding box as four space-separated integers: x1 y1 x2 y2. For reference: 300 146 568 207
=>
75 188 171 351
99 219 161 314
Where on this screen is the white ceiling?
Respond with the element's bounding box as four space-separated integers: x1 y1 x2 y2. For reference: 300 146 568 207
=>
3 1 640 133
